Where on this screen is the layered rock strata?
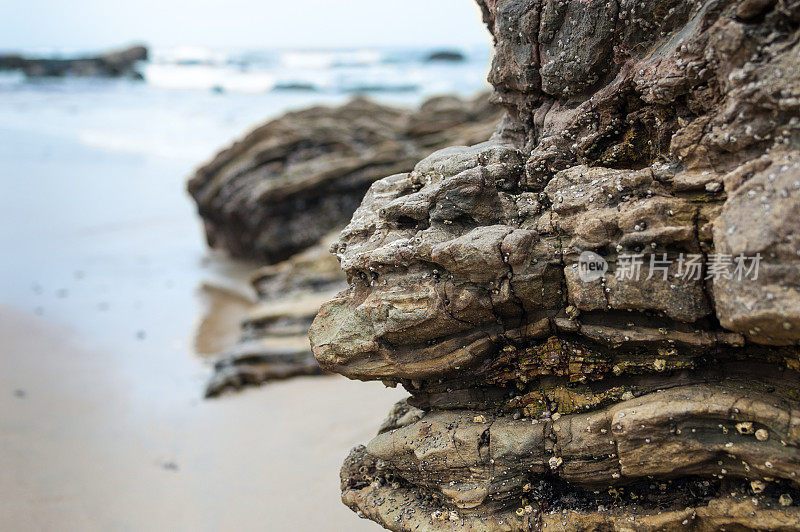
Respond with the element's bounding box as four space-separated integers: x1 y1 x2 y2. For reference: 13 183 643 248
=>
188 93 501 264
203 234 341 397
196 95 500 395
309 0 800 528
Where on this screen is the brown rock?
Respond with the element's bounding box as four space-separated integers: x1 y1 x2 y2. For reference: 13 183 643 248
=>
309 0 800 529
203 234 342 397
192 94 502 395
187 93 501 264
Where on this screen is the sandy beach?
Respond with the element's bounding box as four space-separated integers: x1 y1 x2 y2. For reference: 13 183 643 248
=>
0 305 405 530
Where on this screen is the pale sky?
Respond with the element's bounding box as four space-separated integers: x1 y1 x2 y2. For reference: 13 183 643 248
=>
0 0 490 52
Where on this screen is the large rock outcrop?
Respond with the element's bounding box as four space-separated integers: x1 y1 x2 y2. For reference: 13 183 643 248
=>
309 0 800 529
193 94 501 396
188 94 501 264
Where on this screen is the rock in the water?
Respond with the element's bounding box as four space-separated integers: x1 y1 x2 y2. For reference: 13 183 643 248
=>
310 0 800 529
0 44 147 79
426 50 466 62
187 93 501 264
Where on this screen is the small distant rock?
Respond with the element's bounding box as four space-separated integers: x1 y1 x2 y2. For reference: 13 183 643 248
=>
425 50 466 62
272 82 318 92
0 44 147 79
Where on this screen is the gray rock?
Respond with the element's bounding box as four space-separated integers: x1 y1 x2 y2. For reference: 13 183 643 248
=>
0 44 147 79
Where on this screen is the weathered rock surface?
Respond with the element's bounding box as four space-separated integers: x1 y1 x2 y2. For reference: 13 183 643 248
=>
192 94 500 395
0 44 147 79
203 234 341 397
309 0 800 529
187 93 501 264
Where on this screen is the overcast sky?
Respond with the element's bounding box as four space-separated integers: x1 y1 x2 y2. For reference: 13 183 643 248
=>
0 0 490 52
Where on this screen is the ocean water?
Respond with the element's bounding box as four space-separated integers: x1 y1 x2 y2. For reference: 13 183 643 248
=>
0 45 490 161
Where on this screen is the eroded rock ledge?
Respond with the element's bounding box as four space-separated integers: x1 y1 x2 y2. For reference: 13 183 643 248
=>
188 93 501 264
203 234 341 397
309 0 800 529
194 94 501 395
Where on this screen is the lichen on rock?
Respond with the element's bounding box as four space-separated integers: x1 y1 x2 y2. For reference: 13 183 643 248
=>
309 0 800 529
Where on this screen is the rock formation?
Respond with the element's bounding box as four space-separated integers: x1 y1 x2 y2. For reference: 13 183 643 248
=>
426 51 467 62
309 0 800 529
203 234 341 397
188 93 501 264
0 44 147 79
193 94 501 396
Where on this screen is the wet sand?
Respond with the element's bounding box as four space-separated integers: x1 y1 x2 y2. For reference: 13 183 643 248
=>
1 306 404 530
194 279 257 356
